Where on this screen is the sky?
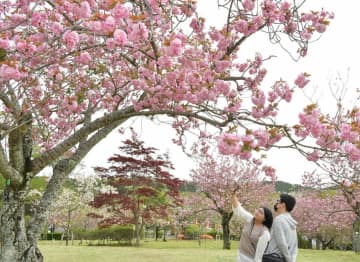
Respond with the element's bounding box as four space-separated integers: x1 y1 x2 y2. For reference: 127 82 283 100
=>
82 1 360 185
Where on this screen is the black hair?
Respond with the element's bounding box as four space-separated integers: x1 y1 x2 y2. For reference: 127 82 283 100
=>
280 193 296 212
262 206 273 230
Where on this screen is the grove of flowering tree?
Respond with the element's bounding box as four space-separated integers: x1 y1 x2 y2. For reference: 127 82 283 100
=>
292 190 355 249
302 158 360 238
92 130 182 246
190 155 274 249
0 0 357 261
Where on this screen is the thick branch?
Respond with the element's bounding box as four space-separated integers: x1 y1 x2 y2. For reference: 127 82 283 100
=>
27 120 123 242
0 144 23 186
31 108 232 174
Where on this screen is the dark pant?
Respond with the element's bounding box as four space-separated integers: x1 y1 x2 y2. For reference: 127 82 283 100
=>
262 253 286 262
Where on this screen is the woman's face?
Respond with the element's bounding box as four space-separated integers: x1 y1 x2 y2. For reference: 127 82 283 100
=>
254 207 265 222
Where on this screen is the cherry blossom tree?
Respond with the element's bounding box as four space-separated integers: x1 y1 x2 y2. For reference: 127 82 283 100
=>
47 174 97 246
171 191 216 238
0 0 354 260
292 190 355 249
190 155 274 249
302 160 360 249
91 130 182 246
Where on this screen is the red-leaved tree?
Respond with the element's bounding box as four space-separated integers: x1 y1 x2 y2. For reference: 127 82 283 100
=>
92 129 182 246
1 1 357 260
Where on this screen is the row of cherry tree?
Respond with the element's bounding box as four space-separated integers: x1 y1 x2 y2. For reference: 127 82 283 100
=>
1 0 359 261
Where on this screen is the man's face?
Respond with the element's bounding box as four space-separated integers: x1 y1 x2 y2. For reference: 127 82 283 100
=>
274 199 282 212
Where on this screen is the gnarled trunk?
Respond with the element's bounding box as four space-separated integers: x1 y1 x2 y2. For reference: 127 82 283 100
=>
0 187 43 262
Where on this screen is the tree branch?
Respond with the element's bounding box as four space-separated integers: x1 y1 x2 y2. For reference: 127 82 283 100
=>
31 108 233 174
0 144 23 187
26 120 123 242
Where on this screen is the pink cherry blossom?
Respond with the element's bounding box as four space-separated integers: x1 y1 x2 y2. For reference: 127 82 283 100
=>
77 51 92 64
50 22 64 35
0 39 11 49
306 150 320 161
112 3 130 19
31 12 47 27
128 23 149 42
340 124 358 142
113 29 128 46
215 60 230 73
243 0 255 11
102 16 116 33
169 38 183 56
344 143 360 161
0 64 24 81
62 31 79 50
294 73 310 88
218 133 240 155
76 1 92 19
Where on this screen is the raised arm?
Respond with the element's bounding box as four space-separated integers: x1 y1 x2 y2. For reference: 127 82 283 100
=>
232 194 253 223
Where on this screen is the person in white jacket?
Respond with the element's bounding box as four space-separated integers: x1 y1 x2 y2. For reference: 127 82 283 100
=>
232 194 273 262
263 193 298 262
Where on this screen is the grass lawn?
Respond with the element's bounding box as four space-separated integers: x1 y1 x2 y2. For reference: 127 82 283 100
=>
39 239 360 262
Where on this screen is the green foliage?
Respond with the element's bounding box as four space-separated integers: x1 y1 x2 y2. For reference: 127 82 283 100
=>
0 48 6 61
0 176 4 189
0 176 48 191
275 181 303 193
179 181 197 192
41 233 63 240
298 234 312 249
73 225 135 245
207 230 223 239
29 177 48 191
63 178 80 191
184 224 200 240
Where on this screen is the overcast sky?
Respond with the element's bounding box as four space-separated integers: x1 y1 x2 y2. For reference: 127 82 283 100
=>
82 1 360 185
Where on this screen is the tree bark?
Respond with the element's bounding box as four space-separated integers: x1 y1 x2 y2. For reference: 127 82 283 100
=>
155 224 160 241
0 115 128 260
65 210 71 246
134 217 140 246
0 186 43 262
221 212 232 250
353 216 360 252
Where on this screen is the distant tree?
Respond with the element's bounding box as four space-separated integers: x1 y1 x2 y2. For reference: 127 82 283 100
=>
179 181 197 193
92 130 182 246
47 173 97 245
275 180 303 193
292 190 354 249
190 155 274 249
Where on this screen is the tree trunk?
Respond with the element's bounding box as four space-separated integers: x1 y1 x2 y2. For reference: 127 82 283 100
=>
316 238 321 250
353 216 360 252
155 224 160 241
134 217 140 246
65 210 71 246
163 227 167 242
322 237 335 250
221 212 232 250
0 187 43 262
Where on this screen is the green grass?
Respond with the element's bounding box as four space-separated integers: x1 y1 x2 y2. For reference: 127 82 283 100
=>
39 239 360 262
